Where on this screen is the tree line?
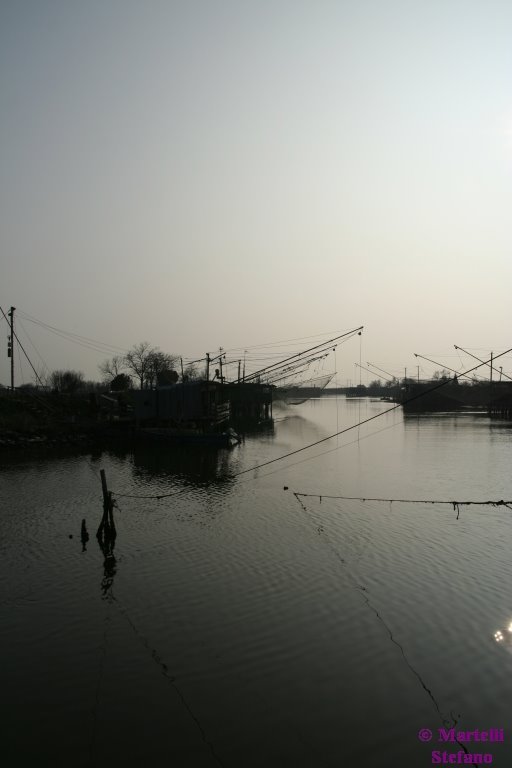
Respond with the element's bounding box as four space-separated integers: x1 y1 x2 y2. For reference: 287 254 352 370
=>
16 342 200 394
98 341 198 390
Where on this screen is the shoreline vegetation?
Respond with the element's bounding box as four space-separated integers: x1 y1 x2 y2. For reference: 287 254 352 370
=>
3 379 510 454
0 389 134 451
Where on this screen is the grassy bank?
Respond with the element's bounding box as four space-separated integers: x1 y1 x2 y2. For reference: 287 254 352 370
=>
0 390 133 449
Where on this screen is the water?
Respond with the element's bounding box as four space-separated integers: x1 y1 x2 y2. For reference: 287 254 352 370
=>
1 397 512 767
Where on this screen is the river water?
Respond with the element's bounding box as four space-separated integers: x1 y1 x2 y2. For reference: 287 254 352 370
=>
1 397 512 767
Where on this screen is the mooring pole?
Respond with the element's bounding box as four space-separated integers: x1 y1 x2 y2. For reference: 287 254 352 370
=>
98 469 115 538
107 491 115 532
100 469 109 508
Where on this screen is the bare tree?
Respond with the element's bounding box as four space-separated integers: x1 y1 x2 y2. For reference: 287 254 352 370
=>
182 363 199 382
124 342 153 389
98 355 126 382
33 366 51 389
147 350 178 387
49 369 85 393
123 342 179 389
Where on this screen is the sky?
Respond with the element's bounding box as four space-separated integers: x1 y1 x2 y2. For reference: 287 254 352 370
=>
1 0 511 386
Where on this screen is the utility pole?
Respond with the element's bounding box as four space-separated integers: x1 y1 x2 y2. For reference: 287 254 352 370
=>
417 365 420 383
206 353 210 381
237 360 241 382
8 306 15 392
219 347 223 384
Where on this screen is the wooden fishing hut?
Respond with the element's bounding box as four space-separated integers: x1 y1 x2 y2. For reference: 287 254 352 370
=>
134 380 230 430
224 381 273 425
488 382 512 418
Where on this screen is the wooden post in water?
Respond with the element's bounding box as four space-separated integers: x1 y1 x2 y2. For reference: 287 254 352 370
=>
97 469 107 537
100 469 108 504
98 469 115 538
96 470 117 593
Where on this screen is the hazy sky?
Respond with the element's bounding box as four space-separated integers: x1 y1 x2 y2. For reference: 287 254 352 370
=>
1 0 511 385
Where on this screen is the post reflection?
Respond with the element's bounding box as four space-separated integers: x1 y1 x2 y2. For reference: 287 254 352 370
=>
80 519 89 552
97 523 116 598
96 489 117 599
131 442 234 486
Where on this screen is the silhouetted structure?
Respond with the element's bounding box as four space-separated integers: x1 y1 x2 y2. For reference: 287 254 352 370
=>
400 380 512 412
489 385 512 418
134 380 229 428
133 380 273 440
225 382 273 425
96 470 117 597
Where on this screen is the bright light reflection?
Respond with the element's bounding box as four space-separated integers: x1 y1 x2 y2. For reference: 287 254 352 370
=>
493 617 512 643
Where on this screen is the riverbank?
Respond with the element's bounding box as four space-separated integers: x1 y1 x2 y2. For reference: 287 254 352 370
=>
0 389 133 452
0 425 130 451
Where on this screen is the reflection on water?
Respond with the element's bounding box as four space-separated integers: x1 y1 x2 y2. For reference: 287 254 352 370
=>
132 442 233 484
80 519 89 552
96 522 117 599
494 621 512 645
1 398 512 767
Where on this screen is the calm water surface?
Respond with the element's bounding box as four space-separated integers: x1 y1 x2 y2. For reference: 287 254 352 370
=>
1 397 512 767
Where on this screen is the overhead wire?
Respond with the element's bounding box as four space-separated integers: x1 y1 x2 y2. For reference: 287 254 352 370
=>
222 328 351 354
17 309 128 356
17 317 51 377
17 309 127 351
19 320 124 357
